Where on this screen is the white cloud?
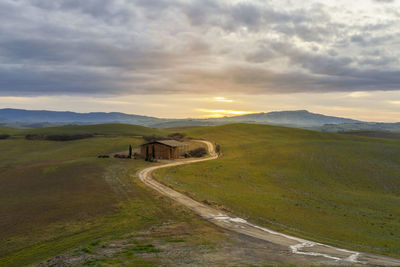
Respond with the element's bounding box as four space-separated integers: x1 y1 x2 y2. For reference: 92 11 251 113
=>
348 92 372 98
214 97 234 102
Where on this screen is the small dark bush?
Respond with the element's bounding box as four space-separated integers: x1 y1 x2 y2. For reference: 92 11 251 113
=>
143 133 186 143
0 134 10 140
143 135 168 142
114 154 129 159
98 155 110 158
167 132 186 141
215 144 221 153
188 147 207 158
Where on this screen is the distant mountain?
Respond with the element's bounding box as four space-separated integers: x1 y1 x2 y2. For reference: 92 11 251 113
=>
0 108 398 132
218 110 362 126
0 108 167 126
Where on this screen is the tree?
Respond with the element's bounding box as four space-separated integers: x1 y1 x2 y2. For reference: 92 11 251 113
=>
129 144 133 159
215 144 221 154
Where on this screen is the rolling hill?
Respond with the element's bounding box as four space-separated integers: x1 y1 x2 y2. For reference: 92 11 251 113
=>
0 108 364 127
1 108 400 132
219 110 361 126
154 123 400 257
0 124 225 266
0 108 166 126
21 123 168 136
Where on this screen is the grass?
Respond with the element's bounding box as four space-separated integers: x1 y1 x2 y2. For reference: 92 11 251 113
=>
341 130 400 140
21 123 167 136
0 123 166 136
0 127 23 134
155 123 400 257
0 124 199 266
124 244 162 254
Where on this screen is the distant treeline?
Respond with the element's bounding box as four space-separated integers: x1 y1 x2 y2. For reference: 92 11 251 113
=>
25 134 94 141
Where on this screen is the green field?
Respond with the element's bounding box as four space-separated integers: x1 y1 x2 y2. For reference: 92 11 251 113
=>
154 123 400 257
2 123 400 265
10 123 167 136
0 124 224 266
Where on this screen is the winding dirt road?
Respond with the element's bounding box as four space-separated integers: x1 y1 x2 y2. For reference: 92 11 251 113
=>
137 140 400 266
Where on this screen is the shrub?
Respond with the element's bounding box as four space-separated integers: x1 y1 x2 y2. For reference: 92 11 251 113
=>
114 154 129 159
143 133 186 143
188 147 207 158
143 135 167 142
215 144 221 153
167 132 186 141
0 134 10 140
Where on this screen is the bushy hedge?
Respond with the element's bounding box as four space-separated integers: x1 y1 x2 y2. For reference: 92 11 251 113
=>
0 134 10 140
25 134 93 141
143 135 167 142
168 132 186 141
114 154 129 159
143 132 186 143
187 147 207 158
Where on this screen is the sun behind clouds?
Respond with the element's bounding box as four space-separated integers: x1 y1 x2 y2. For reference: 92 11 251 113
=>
197 108 254 118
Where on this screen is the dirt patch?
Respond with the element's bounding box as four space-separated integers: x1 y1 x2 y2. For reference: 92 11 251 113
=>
37 220 325 267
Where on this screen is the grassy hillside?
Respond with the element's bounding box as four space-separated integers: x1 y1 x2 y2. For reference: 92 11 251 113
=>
0 126 144 265
155 123 400 257
317 122 400 132
0 126 22 134
341 130 400 140
20 123 167 136
0 124 222 266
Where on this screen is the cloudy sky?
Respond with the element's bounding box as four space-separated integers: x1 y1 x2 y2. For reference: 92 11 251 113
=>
0 0 399 121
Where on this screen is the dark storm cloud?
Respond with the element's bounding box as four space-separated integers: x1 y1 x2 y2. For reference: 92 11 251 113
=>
29 0 137 24
0 0 399 96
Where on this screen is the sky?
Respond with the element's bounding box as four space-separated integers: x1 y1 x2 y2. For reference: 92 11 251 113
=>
0 0 399 121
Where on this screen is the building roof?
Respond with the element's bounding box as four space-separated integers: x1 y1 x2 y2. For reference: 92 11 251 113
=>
142 140 187 147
